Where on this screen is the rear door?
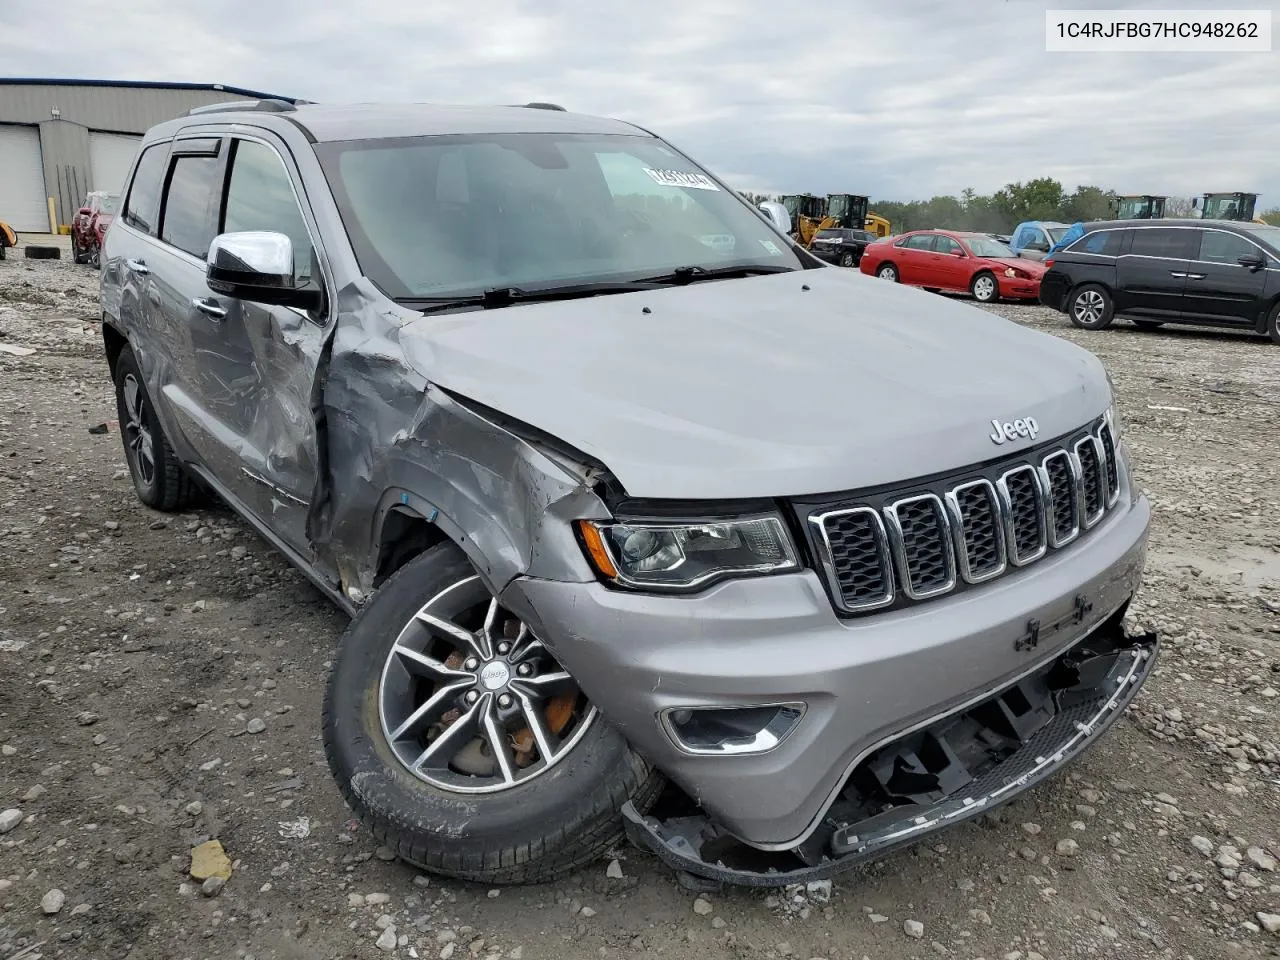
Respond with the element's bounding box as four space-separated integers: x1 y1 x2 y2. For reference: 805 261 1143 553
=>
1115 226 1195 318
1182 228 1269 325
929 234 969 289
898 233 937 283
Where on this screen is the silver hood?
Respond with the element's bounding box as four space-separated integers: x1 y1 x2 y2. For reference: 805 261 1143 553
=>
398 269 1110 500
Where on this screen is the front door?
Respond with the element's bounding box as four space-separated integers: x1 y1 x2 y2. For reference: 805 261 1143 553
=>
1115 227 1195 318
1182 229 1269 325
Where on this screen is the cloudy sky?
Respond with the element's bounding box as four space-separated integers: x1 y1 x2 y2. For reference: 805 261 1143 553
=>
1 0 1276 204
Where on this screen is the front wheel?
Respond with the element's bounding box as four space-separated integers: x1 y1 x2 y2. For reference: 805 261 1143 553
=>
970 271 999 303
1267 302 1280 346
71 239 86 265
839 251 855 268
323 543 664 884
876 263 899 282
1067 284 1115 330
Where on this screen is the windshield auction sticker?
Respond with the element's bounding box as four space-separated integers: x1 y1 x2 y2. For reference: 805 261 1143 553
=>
643 168 721 191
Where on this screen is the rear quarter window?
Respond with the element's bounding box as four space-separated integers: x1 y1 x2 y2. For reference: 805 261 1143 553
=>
122 143 171 235
1071 230 1123 256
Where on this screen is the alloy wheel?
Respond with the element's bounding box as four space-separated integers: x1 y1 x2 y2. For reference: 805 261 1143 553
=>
1073 290 1105 325
973 275 996 301
121 374 157 488
877 265 897 281
378 575 596 794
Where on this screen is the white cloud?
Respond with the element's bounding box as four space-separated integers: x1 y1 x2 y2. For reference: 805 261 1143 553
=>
0 0 1275 206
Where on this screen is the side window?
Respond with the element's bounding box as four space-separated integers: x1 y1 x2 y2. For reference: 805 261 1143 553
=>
1129 228 1194 259
934 236 962 255
159 155 222 258
122 143 170 234
1198 231 1257 265
223 139 315 283
904 235 935 251
1076 230 1122 255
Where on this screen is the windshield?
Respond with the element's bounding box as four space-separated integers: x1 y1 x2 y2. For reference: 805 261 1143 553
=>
964 236 1015 258
314 133 802 300
1047 227 1068 243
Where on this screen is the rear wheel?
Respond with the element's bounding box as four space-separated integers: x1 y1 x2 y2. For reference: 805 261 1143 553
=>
970 272 998 303
323 543 664 884
839 251 855 268
1067 284 1115 330
113 346 194 511
71 238 86 265
876 263 899 282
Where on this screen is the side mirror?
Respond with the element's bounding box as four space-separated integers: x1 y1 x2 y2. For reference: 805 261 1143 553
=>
758 201 792 235
952 249 966 257
1238 253 1266 271
206 231 320 310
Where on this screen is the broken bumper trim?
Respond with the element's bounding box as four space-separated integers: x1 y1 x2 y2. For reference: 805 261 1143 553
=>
622 626 1158 887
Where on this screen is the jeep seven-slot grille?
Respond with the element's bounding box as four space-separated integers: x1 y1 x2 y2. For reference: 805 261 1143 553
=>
807 418 1121 614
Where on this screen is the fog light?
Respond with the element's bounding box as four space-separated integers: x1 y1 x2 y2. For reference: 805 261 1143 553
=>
660 703 806 756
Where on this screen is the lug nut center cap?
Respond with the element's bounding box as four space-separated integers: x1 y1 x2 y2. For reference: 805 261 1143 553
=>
479 660 511 691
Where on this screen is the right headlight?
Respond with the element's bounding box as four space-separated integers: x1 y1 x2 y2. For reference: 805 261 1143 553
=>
1104 371 1124 440
576 514 799 591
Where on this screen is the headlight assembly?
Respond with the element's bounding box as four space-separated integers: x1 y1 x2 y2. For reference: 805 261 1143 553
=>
576 514 799 590
1105 371 1124 440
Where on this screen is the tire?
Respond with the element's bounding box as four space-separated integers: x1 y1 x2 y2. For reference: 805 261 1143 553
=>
71 239 86 265
1132 320 1164 331
323 542 665 885
112 346 194 511
970 271 999 303
1067 284 1115 330
839 251 855 268
876 263 899 282
1267 302 1280 346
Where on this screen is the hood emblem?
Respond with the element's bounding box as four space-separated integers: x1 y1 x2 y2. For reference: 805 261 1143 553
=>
990 417 1039 445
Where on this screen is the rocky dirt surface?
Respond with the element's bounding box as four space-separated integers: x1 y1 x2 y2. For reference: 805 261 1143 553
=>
2 260 1280 960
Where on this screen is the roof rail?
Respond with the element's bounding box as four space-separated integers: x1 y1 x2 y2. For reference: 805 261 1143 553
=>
521 102 566 111
186 98 299 117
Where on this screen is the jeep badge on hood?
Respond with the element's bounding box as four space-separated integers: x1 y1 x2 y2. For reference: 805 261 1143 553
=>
990 416 1040 444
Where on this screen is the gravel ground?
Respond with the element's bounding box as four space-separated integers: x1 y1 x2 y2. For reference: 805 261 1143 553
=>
3 258 1280 960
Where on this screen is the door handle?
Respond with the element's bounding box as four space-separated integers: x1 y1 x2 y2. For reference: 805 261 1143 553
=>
1186 273 1206 280
1168 271 1187 278
191 297 228 320
126 258 150 275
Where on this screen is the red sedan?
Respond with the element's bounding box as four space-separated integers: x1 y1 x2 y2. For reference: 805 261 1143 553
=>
858 230 1045 303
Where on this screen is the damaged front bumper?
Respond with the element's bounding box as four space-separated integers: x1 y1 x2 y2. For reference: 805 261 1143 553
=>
621 620 1157 886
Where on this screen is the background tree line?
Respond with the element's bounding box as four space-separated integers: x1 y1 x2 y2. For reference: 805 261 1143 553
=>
739 178 1280 230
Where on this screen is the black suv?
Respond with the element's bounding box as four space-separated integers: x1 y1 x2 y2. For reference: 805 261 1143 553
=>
809 227 876 267
1039 219 1280 343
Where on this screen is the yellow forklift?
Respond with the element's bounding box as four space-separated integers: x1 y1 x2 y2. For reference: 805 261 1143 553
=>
780 194 834 246
1111 195 1166 219
826 194 892 238
1194 192 1265 223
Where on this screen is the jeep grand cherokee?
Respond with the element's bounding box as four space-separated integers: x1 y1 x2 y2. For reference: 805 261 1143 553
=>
98 98 1155 886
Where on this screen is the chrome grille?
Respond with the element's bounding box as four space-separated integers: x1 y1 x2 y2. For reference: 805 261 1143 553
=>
809 418 1122 614
885 495 955 599
946 480 1005 583
1041 451 1079 547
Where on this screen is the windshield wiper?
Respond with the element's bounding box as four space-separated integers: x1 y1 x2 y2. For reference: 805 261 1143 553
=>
639 263 797 286
405 279 665 315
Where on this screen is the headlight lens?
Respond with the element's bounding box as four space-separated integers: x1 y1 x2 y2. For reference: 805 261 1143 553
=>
1105 371 1124 440
577 515 799 590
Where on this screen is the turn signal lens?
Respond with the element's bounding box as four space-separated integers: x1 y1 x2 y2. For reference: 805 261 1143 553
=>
576 520 619 579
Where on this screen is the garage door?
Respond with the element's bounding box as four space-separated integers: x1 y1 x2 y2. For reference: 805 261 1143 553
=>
0 124 49 232
89 132 141 197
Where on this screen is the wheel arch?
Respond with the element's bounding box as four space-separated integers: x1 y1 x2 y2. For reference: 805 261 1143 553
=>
102 319 129 380
1255 294 1280 334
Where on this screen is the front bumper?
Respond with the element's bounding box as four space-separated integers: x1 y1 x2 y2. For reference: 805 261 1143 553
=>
502 490 1150 851
622 621 1156 885
997 276 1041 299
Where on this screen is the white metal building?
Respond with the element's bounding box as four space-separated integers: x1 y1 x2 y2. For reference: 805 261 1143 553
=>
0 78 298 232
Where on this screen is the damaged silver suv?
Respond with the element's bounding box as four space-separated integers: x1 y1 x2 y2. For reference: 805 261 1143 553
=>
99 99 1156 887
